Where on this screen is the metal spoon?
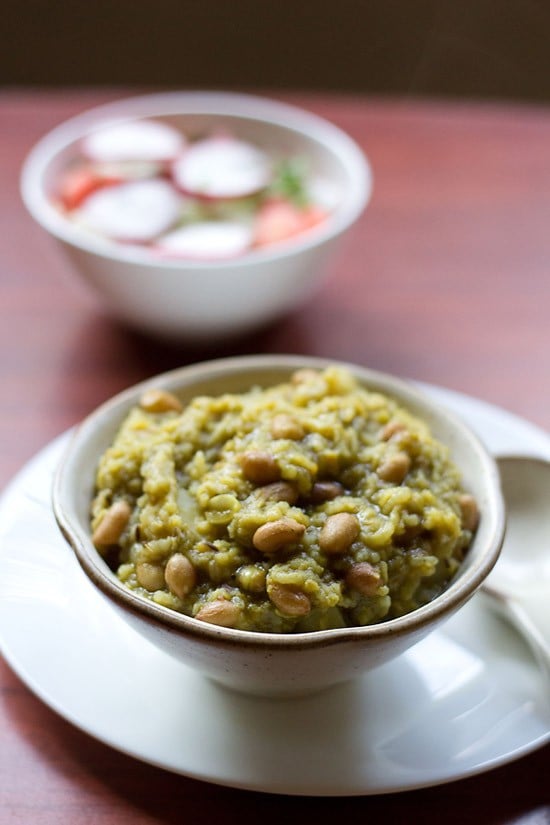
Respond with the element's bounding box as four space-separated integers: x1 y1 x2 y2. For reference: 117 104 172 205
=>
480 455 550 680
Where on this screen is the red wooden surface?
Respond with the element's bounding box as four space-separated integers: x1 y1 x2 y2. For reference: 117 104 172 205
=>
0 90 549 822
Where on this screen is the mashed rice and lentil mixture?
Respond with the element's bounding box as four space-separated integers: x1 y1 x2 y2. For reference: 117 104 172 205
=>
91 367 479 633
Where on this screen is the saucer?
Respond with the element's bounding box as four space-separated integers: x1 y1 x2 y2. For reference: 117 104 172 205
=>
0 384 549 796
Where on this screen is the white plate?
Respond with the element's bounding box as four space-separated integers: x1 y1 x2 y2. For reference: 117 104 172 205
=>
0 384 549 796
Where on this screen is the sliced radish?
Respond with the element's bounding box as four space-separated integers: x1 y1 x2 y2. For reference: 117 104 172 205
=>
254 199 328 247
155 221 253 259
82 119 185 163
57 165 121 210
76 179 182 242
172 137 272 199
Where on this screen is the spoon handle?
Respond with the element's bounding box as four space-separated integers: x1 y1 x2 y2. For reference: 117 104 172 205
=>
481 585 550 682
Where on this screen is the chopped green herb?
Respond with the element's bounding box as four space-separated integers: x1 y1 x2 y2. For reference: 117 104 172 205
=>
268 157 311 207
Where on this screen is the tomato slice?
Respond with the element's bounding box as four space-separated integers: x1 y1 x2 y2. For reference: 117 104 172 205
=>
254 199 327 247
58 166 121 210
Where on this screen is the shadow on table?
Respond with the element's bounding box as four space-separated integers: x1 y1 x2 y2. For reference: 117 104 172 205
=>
48 305 334 422
51 293 423 415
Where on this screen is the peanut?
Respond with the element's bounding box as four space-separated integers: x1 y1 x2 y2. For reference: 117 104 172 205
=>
136 562 165 592
319 512 360 555
195 600 240 627
253 518 305 554
458 493 479 532
270 414 305 440
310 480 344 503
377 451 411 484
268 584 311 617
239 451 280 485
139 388 182 413
165 553 196 599
257 481 299 504
291 368 319 385
380 420 407 441
92 500 132 547
346 562 382 596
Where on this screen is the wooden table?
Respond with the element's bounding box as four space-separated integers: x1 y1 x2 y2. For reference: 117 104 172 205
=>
1 91 549 822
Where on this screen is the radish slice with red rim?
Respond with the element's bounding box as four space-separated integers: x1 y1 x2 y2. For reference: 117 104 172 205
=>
82 120 185 163
76 179 183 242
172 137 272 199
155 221 253 259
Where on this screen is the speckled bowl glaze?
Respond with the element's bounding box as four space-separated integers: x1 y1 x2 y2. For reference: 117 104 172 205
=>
53 355 505 697
21 91 371 342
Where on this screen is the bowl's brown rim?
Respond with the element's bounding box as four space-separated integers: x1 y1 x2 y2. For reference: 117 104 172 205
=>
52 354 506 651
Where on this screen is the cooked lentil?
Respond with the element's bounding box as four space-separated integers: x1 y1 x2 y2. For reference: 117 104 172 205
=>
90 367 477 633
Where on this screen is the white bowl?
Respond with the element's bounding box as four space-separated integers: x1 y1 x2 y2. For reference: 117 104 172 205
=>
20 92 371 341
53 355 505 698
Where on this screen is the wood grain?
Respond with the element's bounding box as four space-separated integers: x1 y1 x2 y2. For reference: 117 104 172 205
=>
0 90 548 822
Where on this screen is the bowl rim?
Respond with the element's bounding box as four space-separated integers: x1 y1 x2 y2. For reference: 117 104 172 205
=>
20 90 372 270
52 354 506 651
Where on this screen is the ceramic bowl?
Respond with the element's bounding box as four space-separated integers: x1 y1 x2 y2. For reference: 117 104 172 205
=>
20 92 371 342
53 355 505 697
